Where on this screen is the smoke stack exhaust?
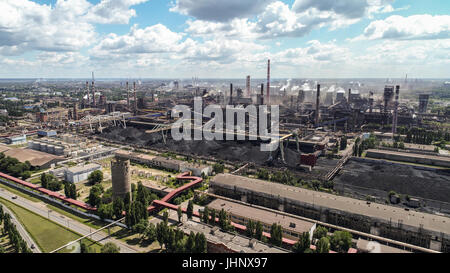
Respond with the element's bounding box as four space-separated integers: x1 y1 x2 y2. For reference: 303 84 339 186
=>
267 59 270 104
126 82 130 109
392 85 400 135
133 82 137 116
246 75 251 98
315 84 321 126
229 83 233 105
86 81 90 106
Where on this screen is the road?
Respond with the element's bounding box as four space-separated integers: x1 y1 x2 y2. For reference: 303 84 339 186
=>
1 203 41 253
0 188 138 253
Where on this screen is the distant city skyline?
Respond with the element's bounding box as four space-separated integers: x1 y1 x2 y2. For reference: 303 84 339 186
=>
0 0 449 79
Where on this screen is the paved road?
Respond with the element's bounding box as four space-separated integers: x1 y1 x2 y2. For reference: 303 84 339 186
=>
0 188 138 253
1 204 41 253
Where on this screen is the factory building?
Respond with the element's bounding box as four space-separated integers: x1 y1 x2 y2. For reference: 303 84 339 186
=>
365 149 450 168
207 199 316 242
114 150 212 176
111 157 131 201
6 135 27 145
65 163 102 183
209 173 450 252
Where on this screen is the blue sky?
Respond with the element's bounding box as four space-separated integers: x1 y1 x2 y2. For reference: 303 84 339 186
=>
0 0 449 78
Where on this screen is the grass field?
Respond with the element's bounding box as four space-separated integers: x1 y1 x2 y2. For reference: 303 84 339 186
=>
0 197 101 253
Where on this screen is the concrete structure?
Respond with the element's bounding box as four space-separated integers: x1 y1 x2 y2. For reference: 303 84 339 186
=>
0 145 63 169
356 238 411 253
6 134 27 145
65 163 101 183
209 173 450 252
366 149 450 168
111 158 131 200
207 199 316 241
419 94 430 114
37 130 57 137
115 150 212 176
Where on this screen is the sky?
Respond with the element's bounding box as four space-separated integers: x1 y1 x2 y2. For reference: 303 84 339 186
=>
0 0 449 79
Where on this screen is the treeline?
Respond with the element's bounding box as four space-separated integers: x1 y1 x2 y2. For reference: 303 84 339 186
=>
397 127 450 145
0 153 32 179
0 205 32 253
132 211 208 253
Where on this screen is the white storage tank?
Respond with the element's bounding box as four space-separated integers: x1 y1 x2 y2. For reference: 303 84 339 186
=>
47 145 55 154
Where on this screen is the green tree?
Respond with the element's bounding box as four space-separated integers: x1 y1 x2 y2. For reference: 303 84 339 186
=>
133 219 149 240
313 226 328 240
101 242 120 253
270 223 283 247
209 209 216 225
88 170 103 185
330 231 352 252
316 237 330 253
177 206 183 223
212 163 224 174
246 220 255 238
293 232 310 253
255 221 263 241
194 232 207 253
340 136 348 150
187 200 194 219
202 207 209 224
113 197 124 219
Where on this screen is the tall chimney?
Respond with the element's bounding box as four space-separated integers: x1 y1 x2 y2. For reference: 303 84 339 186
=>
315 84 321 126
267 59 270 104
92 81 96 106
246 75 251 98
229 83 233 105
73 103 78 120
392 85 400 135
369 91 374 113
133 82 137 116
86 81 90 106
260 83 264 105
126 81 130 109
348 88 351 103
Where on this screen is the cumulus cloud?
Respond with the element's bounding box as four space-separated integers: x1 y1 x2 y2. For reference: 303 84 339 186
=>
354 14 450 41
183 1 396 40
0 0 148 56
170 0 275 22
86 0 149 24
91 24 185 57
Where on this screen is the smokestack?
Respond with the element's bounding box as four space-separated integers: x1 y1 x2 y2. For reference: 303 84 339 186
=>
91 81 96 106
246 75 251 97
133 82 137 116
86 81 90 106
73 103 78 121
260 84 264 105
315 84 320 126
267 59 270 104
369 91 374 113
348 88 351 103
229 83 233 105
392 85 400 135
126 82 130 109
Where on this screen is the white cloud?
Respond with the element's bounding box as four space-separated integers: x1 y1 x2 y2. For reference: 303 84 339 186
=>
354 14 450 41
170 0 275 22
85 0 149 24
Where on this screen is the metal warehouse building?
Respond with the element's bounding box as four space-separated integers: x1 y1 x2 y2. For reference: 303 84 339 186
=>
209 173 450 252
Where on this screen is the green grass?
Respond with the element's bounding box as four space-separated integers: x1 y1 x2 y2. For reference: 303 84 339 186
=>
0 197 101 253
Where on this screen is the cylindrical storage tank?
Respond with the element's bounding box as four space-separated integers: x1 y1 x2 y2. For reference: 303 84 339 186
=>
41 144 48 153
47 145 55 154
55 146 64 156
111 158 131 201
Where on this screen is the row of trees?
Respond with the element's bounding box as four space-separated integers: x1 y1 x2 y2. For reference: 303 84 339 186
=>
63 181 77 199
0 153 32 179
40 173 62 191
0 206 32 253
313 226 353 253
